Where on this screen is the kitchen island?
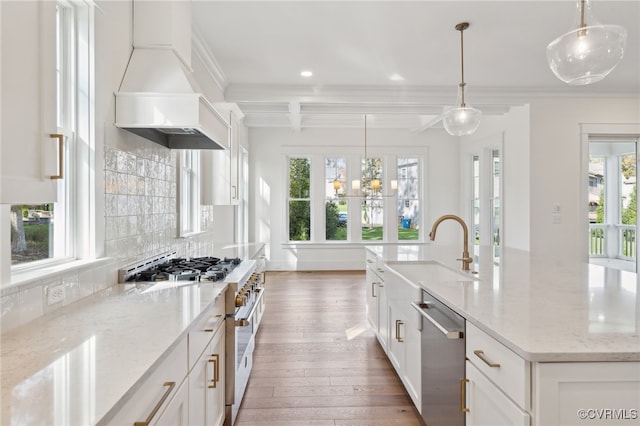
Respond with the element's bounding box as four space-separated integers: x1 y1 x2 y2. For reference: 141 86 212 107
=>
0 242 265 426
366 244 640 425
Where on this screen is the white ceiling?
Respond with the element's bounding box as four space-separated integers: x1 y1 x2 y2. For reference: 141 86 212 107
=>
192 0 640 130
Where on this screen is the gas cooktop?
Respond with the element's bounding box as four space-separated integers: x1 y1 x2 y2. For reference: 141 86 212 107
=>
120 252 242 283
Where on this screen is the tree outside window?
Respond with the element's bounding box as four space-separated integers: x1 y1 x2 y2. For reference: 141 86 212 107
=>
289 158 311 241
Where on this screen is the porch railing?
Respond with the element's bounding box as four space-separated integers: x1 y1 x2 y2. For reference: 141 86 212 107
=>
589 224 636 258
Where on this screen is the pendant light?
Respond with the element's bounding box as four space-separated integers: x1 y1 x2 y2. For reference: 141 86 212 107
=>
442 22 481 137
546 0 627 85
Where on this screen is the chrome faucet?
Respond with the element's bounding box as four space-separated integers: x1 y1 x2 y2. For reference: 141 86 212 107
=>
429 214 473 271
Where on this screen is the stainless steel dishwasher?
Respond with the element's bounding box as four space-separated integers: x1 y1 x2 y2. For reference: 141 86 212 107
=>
411 289 466 426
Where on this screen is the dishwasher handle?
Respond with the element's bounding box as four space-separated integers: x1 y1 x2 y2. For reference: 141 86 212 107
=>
411 301 464 339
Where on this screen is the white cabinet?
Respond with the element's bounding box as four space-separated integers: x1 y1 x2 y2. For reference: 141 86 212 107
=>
106 341 189 425
365 249 385 341
1 0 59 204
386 271 422 409
107 293 227 426
133 1 192 67
201 110 242 206
189 320 225 426
533 362 640 426
465 322 531 426
155 381 189 426
466 360 530 426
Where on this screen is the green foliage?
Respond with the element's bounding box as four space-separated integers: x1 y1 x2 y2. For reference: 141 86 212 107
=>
289 158 310 199
325 201 340 240
596 189 605 223
24 224 50 250
289 201 310 241
622 185 636 225
288 158 311 241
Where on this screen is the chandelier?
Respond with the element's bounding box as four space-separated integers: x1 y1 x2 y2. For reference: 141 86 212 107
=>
332 115 397 198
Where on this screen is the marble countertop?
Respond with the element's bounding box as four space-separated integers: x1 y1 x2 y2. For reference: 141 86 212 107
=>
367 244 640 362
0 243 264 426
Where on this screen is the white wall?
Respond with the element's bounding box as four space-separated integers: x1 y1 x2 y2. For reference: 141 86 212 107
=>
529 98 640 262
249 126 461 270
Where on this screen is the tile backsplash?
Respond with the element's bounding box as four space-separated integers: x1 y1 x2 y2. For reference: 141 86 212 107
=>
2 139 220 333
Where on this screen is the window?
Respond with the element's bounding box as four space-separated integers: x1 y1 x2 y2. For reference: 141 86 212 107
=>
325 158 347 241
397 157 419 241
471 155 480 244
178 151 201 237
361 158 384 241
286 148 425 243
288 158 311 241
10 1 93 267
491 150 501 257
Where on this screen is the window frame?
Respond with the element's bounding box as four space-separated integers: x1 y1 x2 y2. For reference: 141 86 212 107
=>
9 0 94 275
177 150 201 238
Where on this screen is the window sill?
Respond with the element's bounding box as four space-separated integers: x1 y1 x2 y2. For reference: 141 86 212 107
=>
3 257 113 295
281 241 425 249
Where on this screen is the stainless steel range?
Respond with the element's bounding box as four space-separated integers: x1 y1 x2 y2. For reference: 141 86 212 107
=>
119 251 265 426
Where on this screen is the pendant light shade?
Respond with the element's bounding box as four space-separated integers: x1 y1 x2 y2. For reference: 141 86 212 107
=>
546 0 627 85
442 22 481 137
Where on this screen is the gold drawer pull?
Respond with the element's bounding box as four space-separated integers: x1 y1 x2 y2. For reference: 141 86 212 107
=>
460 378 470 412
473 349 501 368
208 354 220 388
395 320 404 343
134 381 175 426
50 133 64 180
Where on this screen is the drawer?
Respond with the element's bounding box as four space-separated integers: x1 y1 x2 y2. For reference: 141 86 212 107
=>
188 294 225 369
365 250 385 277
105 340 188 425
466 322 530 410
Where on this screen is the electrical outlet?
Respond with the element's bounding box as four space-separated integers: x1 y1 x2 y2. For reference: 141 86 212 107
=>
47 284 65 305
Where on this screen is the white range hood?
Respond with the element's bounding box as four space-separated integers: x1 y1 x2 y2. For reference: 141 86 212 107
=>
114 1 228 150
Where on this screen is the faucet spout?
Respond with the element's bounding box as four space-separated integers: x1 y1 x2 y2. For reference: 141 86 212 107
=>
429 214 472 271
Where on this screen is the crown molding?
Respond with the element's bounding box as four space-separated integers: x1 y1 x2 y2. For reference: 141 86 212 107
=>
192 28 228 93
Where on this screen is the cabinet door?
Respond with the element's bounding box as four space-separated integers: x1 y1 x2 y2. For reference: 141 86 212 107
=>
1 0 59 204
403 307 421 410
387 299 405 373
229 112 240 205
205 325 225 426
466 361 530 426
201 110 240 206
365 268 381 332
154 381 189 426
377 280 389 350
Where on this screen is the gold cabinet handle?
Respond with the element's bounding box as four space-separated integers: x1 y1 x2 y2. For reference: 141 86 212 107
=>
208 354 220 388
395 320 404 342
473 350 501 368
460 378 470 412
134 381 175 426
50 133 64 179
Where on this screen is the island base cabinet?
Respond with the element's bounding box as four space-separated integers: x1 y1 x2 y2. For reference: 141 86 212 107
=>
533 362 640 426
466 360 531 426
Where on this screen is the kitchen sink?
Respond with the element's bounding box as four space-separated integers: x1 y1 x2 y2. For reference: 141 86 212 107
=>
386 261 479 286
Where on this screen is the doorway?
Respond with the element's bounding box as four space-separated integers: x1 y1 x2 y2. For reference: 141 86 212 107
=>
587 138 637 272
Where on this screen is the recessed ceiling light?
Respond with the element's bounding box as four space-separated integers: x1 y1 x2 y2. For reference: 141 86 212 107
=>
300 70 313 77
389 73 405 81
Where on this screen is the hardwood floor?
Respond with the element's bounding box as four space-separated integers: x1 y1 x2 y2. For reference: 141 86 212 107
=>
235 271 425 426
